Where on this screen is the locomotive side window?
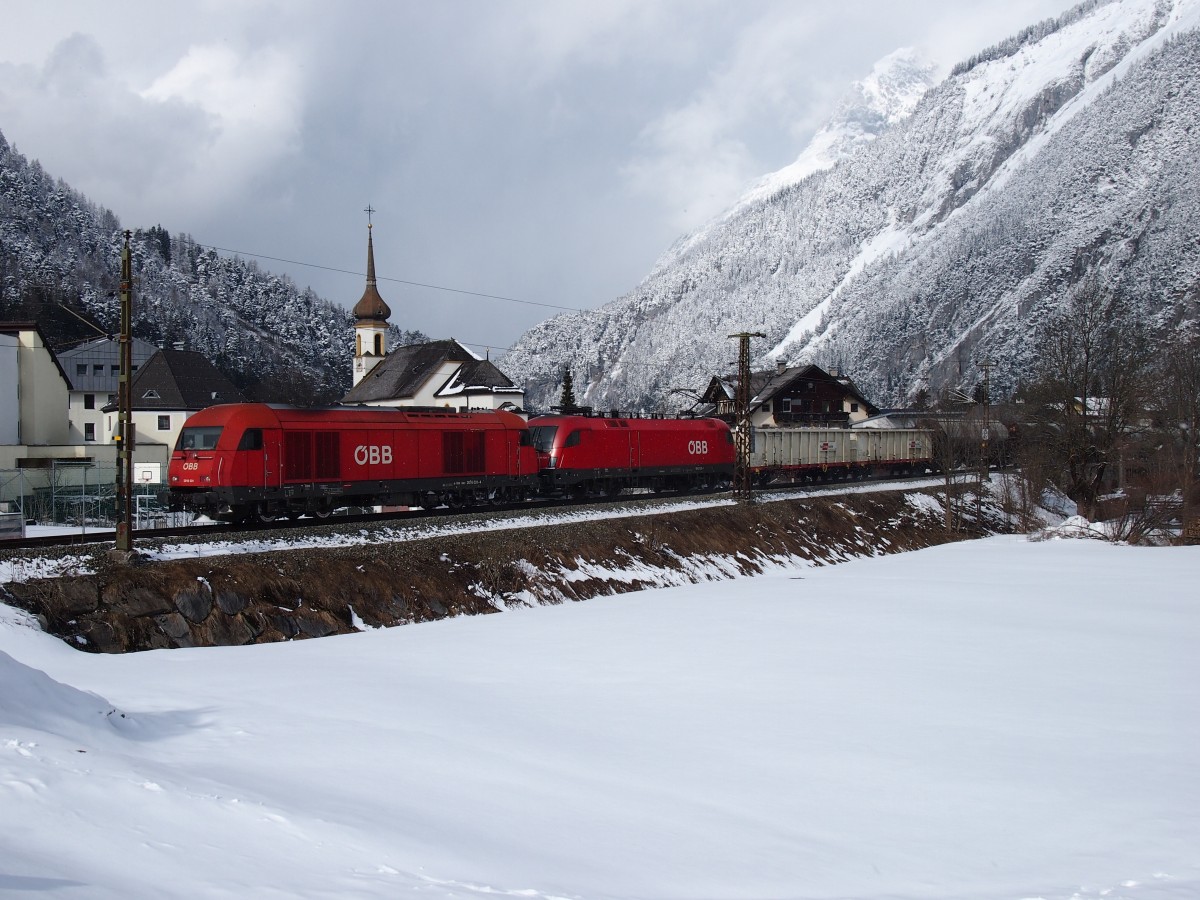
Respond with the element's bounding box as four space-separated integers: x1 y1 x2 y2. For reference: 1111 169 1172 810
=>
177 426 223 451
528 425 558 452
237 428 263 450
563 430 582 448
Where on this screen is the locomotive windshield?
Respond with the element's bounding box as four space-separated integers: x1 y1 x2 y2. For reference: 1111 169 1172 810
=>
176 426 223 451
528 425 558 452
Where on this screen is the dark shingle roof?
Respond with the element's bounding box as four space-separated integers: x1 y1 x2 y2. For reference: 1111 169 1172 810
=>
120 350 246 411
341 339 518 404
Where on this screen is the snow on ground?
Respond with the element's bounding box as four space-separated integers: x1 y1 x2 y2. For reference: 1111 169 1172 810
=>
2 535 1197 899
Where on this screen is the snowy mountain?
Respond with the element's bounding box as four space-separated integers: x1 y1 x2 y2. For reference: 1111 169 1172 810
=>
503 0 1200 412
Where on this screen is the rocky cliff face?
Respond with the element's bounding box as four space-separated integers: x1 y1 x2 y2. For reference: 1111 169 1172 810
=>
503 0 1200 411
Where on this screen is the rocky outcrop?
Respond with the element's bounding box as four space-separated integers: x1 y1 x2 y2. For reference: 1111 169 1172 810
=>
2 491 977 653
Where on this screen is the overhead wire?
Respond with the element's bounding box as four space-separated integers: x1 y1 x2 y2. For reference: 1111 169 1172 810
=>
190 240 664 372
196 242 584 313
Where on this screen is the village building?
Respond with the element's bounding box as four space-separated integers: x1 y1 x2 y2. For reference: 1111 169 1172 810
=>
101 348 246 470
342 223 524 411
56 336 157 446
696 362 877 428
0 321 85 470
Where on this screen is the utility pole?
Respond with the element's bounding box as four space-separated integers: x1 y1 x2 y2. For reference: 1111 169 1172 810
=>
114 231 135 554
729 332 765 500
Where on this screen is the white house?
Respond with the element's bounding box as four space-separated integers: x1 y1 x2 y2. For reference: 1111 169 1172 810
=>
100 349 246 470
0 321 89 469
56 336 157 446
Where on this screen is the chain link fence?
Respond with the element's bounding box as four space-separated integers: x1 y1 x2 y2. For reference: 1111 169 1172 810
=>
0 463 172 529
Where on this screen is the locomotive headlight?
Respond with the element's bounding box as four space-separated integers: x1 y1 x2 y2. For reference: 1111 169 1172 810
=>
201 475 211 483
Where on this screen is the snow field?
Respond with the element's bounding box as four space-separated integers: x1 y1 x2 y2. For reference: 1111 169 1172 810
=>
0 536 1197 899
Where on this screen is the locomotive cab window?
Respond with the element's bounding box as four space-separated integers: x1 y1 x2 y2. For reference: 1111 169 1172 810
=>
237 428 263 451
177 426 223 451
528 425 558 452
564 429 582 448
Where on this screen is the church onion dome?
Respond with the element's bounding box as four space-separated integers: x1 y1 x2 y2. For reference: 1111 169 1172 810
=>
352 226 392 323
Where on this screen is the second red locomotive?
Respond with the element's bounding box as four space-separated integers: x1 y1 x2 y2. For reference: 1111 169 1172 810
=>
528 413 736 496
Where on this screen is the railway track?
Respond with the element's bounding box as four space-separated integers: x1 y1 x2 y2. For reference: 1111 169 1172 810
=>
0 473 948 554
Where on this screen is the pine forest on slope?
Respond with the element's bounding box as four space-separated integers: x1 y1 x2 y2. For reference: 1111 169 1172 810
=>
0 134 425 405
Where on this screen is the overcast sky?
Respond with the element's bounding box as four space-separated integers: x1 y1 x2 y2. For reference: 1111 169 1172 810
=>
0 0 1074 355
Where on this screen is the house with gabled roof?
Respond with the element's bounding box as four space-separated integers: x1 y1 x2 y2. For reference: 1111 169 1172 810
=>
342 222 524 412
696 362 877 428
56 335 158 446
101 348 246 466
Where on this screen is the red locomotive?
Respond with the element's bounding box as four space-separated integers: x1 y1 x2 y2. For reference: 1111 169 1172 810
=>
169 404 537 522
168 404 735 522
527 413 735 496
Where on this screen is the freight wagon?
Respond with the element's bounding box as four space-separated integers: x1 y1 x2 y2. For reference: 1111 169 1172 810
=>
747 426 933 484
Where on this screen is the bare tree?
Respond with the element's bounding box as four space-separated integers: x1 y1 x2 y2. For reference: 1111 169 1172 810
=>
1022 276 1155 518
1154 323 1200 529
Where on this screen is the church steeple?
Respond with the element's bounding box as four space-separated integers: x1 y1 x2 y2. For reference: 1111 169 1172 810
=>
352 209 392 387
352 222 391 324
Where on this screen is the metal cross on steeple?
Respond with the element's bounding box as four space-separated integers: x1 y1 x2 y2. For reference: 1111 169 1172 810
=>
364 204 376 226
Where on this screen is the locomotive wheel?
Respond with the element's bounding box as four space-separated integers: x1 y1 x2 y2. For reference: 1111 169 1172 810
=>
255 504 276 524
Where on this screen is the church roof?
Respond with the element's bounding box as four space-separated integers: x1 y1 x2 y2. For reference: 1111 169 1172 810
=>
352 226 391 323
341 338 520 404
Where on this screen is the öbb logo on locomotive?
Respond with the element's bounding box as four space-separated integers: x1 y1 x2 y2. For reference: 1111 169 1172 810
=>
353 445 393 466
688 440 709 455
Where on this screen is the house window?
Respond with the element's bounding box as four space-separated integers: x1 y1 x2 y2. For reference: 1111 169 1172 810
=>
157 415 171 431
780 398 791 413
84 394 95 410
93 364 103 376
850 403 859 413
143 390 160 399
107 394 116 405
111 364 119 376
84 423 95 442
76 363 87 377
